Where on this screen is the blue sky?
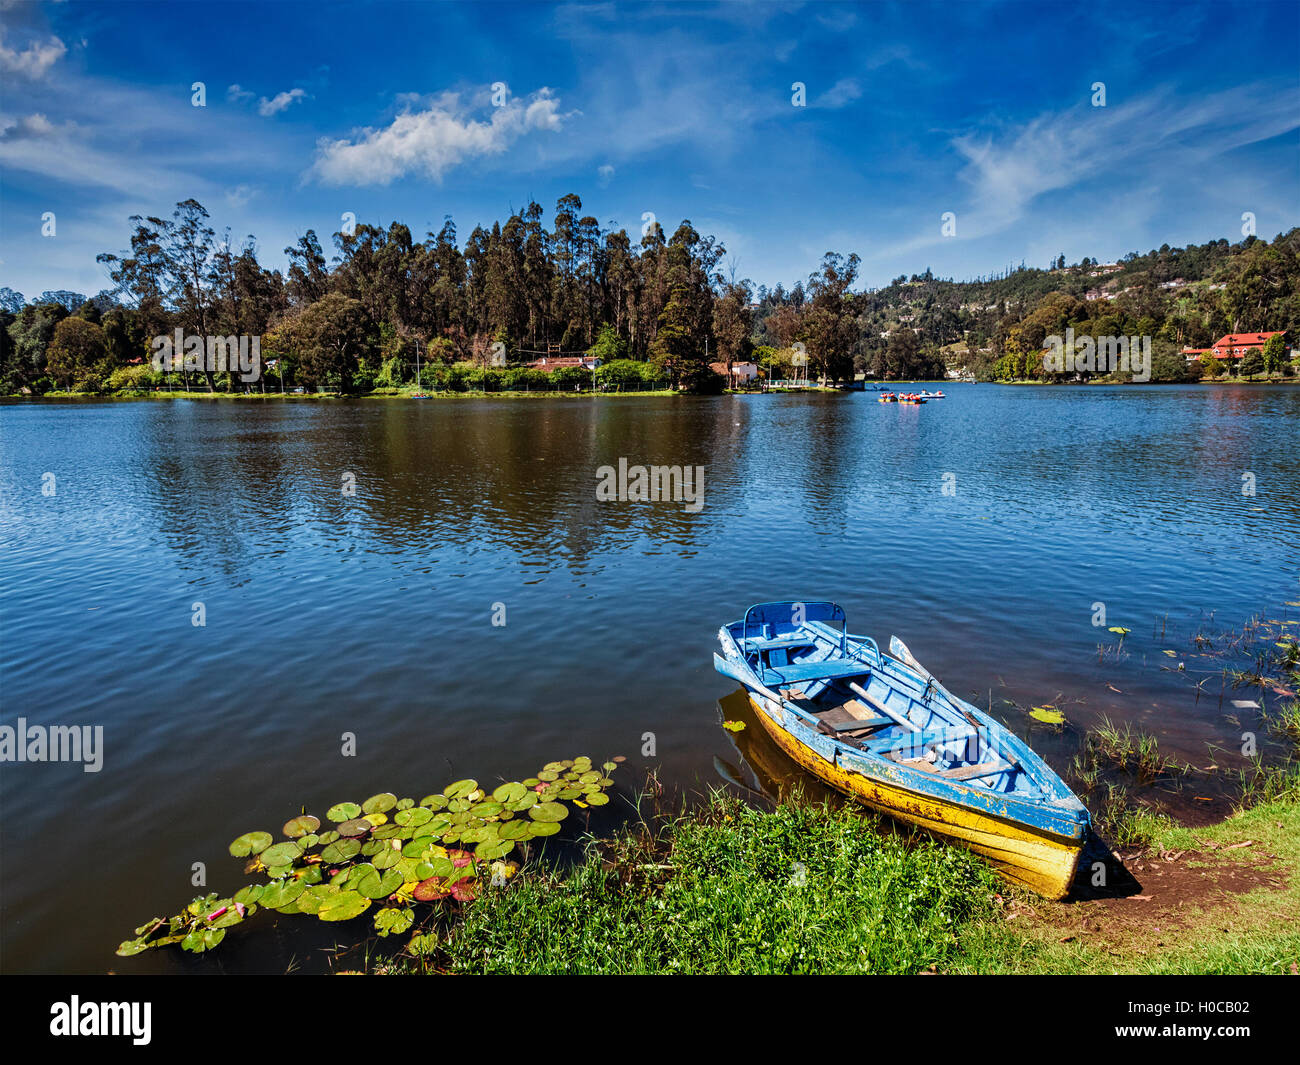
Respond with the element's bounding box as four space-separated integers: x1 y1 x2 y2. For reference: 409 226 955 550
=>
1 0 1297 300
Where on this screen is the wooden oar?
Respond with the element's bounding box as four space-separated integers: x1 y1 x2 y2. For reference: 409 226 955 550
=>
847 681 920 733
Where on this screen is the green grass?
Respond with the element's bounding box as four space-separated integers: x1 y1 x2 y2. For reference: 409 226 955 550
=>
436 796 1000 975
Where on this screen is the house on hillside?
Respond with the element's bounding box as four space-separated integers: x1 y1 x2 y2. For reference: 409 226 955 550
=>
1183 331 1286 365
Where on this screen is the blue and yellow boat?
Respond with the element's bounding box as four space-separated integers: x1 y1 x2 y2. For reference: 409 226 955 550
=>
714 602 1090 898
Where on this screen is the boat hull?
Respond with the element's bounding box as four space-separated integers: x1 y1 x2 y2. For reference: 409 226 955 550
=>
745 690 1084 899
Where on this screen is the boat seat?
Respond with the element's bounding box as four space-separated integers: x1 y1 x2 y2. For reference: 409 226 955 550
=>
943 760 1011 781
869 724 978 755
761 658 870 686
741 636 816 652
825 715 892 733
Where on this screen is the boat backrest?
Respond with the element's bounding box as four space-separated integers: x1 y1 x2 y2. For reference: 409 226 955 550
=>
743 602 846 650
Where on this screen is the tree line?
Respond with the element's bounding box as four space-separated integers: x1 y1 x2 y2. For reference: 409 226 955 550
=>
2 196 1296 394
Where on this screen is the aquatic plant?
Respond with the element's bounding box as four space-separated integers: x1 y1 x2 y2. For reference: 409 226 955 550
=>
116 756 623 960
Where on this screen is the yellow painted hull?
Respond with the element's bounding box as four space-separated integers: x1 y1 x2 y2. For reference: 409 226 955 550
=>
749 694 1083 899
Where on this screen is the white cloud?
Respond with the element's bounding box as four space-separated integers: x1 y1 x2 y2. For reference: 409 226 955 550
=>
597 163 614 186
0 30 66 78
816 78 862 110
227 84 255 103
310 88 568 185
225 184 256 208
258 88 308 117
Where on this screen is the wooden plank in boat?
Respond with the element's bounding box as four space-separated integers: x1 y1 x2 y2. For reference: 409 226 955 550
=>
827 716 891 733
943 761 1009 781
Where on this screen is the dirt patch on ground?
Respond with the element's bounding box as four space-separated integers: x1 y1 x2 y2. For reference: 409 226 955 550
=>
1000 838 1292 956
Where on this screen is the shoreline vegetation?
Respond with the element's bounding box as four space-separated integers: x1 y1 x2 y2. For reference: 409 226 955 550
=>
3 197 1296 400
9 372 1299 402
114 620 1299 975
382 620 1300 974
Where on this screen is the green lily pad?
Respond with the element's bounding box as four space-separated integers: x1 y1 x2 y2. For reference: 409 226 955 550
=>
362 792 397 815
529 801 568 823
338 818 372 838
373 907 414 937
326 802 361 823
475 839 513 860
259 841 303 867
1029 706 1067 725
260 878 307 909
116 938 150 956
528 820 561 837
320 838 362 864
419 794 449 809
395 807 432 828
585 792 610 806
233 884 264 906
181 927 226 953
444 779 478 799
317 890 372 922
493 782 527 804
228 831 273 858
354 865 404 899
408 933 439 956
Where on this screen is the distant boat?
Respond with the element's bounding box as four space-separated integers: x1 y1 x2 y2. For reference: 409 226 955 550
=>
878 392 898 403
918 390 945 399
714 602 1090 898
897 392 927 404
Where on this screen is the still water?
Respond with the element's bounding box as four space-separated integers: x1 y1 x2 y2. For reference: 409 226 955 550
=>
1 385 1297 972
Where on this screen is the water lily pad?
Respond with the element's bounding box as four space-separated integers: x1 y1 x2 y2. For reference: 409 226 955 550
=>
317 890 372 922
338 818 372 838
419 794 449 809
181 927 226 953
282 815 320 838
493 782 527 804
444 779 478 799
362 792 397 815
529 802 568 823
528 820 561 837
1029 706 1066 725
373 907 414 936
233 884 264 906
320 838 362 864
372 843 403 869
585 792 610 806
408 933 439 956
116 938 150 956
228 831 273 858
395 807 432 828
260 841 304 867
475 839 513 860
326 802 361 822
354 865 404 900
260 878 307 909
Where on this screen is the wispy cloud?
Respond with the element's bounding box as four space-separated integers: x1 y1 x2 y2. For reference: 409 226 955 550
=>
258 88 308 117
310 88 568 185
953 82 1300 236
0 29 66 79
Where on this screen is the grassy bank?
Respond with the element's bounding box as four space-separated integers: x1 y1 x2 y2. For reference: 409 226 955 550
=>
433 796 1000 975
397 780 1297 975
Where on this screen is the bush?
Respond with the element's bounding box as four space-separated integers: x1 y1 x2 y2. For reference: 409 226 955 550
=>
106 364 162 393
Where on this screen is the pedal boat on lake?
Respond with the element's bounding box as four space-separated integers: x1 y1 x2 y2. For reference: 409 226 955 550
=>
714 602 1090 898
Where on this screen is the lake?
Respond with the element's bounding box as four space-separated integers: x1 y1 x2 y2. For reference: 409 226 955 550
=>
1 384 1298 973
